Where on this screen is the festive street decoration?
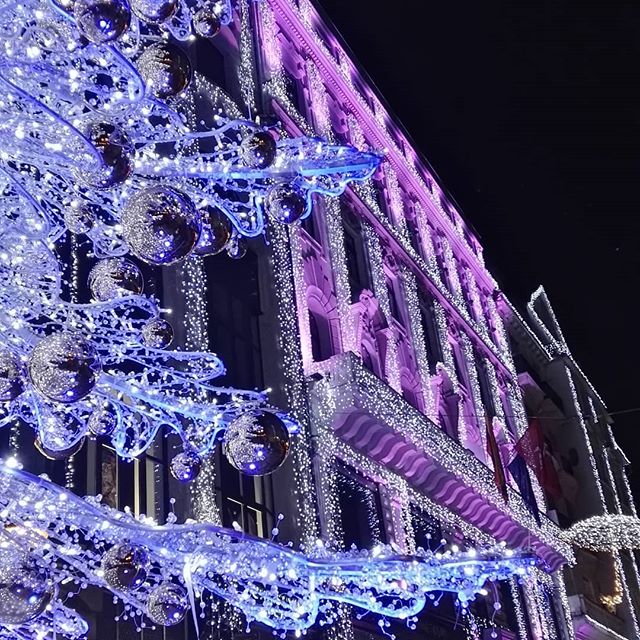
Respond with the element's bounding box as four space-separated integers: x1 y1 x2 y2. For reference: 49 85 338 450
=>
0 460 540 636
0 0 545 636
565 514 640 552
0 0 381 464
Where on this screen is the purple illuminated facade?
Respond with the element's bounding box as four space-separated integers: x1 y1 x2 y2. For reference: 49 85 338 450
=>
244 1 640 639
12 1 636 638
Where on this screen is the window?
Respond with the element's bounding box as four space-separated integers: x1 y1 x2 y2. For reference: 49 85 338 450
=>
98 438 168 522
385 275 404 325
418 290 443 374
308 306 335 362
218 452 271 538
475 353 496 419
336 464 386 549
342 204 372 302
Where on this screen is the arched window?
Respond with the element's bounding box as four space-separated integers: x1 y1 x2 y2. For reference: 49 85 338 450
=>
308 306 334 362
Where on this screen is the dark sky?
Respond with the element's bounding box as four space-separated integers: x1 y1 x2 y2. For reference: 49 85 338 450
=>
317 1 640 496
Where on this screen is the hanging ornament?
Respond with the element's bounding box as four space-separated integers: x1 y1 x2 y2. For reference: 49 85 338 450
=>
122 186 201 266
170 451 201 482
87 401 119 437
88 258 144 302
142 318 174 349
193 5 221 38
265 184 309 224
0 351 24 402
102 544 149 592
240 131 277 169
194 205 232 256
64 206 95 235
130 0 176 23
223 410 290 476
137 42 192 99
35 436 86 460
80 122 133 189
147 583 189 626
226 234 247 260
28 333 101 404
74 0 131 44
0 553 55 626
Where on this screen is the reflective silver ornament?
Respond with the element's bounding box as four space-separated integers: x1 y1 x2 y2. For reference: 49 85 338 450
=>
223 410 290 476
88 258 144 302
239 131 277 169
170 451 201 482
35 435 86 460
193 6 221 37
0 351 24 401
142 318 174 349
0 553 55 626
131 0 176 23
148 583 189 626
74 0 131 43
265 184 309 224
64 207 94 234
194 206 232 256
137 42 192 99
102 544 149 592
122 186 200 265
28 333 101 403
87 401 119 437
81 122 133 189
226 234 247 260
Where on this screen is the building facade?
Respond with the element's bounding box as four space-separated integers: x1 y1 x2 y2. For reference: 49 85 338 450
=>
4 1 637 640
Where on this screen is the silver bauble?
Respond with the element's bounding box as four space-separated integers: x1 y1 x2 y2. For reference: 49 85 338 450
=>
194 206 232 256
122 186 200 265
169 451 201 482
239 131 277 169
0 351 24 401
28 333 101 403
131 0 176 23
0 553 54 626
193 6 221 37
223 410 290 476
87 401 119 437
75 0 131 43
102 544 149 592
64 207 95 234
81 122 133 189
88 258 144 302
147 583 189 626
226 235 247 260
35 436 86 460
137 42 191 99
265 184 309 224
142 318 174 349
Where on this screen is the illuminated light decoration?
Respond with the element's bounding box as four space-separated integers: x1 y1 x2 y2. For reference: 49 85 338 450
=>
0 0 381 463
565 515 640 552
0 460 540 635
0 0 380 251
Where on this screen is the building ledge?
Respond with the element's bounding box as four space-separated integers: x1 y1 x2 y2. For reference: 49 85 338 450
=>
308 352 573 570
569 595 630 640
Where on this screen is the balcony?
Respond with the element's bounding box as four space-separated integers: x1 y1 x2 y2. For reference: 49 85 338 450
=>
569 594 630 640
308 352 571 569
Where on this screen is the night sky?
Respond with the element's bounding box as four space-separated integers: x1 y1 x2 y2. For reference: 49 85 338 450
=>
317 1 640 497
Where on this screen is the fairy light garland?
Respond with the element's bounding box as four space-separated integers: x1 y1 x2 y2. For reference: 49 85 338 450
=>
324 196 358 354
363 224 402 393
268 220 320 542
